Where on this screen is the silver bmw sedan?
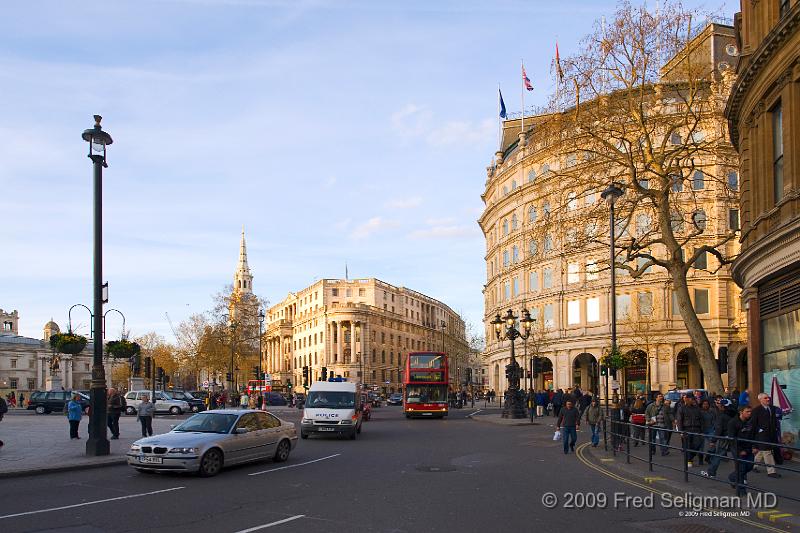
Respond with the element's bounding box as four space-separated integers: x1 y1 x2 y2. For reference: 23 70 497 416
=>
127 409 297 476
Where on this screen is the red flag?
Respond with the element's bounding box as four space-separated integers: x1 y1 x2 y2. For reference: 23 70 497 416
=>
555 42 564 83
522 65 533 91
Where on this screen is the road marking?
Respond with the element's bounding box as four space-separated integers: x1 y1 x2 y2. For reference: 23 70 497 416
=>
248 454 341 476
600 458 614 462
234 515 305 532
467 410 483 417
757 510 781 519
643 476 666 484
0 486 185 520
574 444 785 533
768 514 792 523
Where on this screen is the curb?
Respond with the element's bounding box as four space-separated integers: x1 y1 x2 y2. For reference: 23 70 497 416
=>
0 457 128 479
469 414 544 427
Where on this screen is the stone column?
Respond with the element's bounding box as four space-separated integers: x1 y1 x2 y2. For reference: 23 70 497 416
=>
36 356 43 389
337 321 343 364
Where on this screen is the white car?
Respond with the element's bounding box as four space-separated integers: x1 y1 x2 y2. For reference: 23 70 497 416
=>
127 409 297 476
124 390 190 415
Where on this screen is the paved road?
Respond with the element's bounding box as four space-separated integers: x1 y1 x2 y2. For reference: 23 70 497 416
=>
0 406 769 532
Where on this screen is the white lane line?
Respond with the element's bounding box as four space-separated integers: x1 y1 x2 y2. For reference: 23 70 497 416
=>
248 453 341 476
0 486 185 520
467 409 483 417
234 515 305 533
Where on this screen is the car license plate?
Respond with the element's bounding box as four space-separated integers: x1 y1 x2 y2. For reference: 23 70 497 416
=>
139 456 163 464
422 412 432 416
318 427 334 432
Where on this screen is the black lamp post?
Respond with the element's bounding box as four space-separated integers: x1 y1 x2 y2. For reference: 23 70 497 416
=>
258 309 265 398
82 115 112 457
601 182 624 415
220 314 237 405
491 308 535 419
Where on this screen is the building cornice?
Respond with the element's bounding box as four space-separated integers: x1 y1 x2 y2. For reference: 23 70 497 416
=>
731 216 800 288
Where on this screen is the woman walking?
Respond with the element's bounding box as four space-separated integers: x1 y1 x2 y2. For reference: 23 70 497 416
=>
67 393 83 439
630 397 647 447
137 395 155 437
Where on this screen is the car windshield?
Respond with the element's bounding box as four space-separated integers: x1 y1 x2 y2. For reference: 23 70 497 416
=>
405 385 447 403
306 391 355 409
173 413 238 434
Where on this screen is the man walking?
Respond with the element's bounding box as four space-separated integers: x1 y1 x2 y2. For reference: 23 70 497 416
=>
676 395 703 467
751 393 782 478
107 388 123 440
585 398 603 447
557 400 581 454
645 393 673 456
701 399 736 479
728 405 755 496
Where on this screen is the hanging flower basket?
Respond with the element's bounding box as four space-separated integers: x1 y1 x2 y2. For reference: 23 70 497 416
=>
599 348 628 369
105 339 141 359
50 332 88 355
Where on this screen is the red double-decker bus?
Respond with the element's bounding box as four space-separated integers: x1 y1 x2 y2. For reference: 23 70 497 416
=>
403 351 449 418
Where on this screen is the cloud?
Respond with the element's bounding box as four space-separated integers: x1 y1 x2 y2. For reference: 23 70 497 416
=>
385 196 423 209
350 217 397 239
323 176 338 189
425 217 455 225
408 224 478 240
390 103 494 147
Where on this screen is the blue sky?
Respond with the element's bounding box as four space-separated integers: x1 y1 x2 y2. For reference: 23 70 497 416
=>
1 0 736 341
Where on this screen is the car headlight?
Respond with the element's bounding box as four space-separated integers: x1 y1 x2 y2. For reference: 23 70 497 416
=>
168 447 199 454
130 444 141 452
301 418 313 424
340 419 353 425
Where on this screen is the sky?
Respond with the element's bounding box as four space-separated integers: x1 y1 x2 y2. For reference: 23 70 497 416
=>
1 0 737 342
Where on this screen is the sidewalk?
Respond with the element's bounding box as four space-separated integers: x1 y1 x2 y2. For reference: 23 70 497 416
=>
0 413 178 478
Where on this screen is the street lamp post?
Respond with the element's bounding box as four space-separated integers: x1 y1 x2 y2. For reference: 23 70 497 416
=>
82 115 113 457
258 309 265 405
220 314 237 405
491 309 535 419
601 182 624 415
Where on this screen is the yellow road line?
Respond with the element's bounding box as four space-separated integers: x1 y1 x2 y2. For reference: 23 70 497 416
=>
769 514 792 523
574 443 786 533
758 510 781 519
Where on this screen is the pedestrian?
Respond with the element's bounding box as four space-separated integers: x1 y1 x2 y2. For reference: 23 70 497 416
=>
557 400 581 454
750 392 782 478
107 388 123 440
67 393 83 439
676 395 703 467
738 388 750 408
553 389 564 418
699 398 719 462
578 391 592 419
256 393 264 410
137 394 155 437
645 393 673 456
701 399 736 479
248 394 256 409
19 392 25 408
8 392 16 409
610 401 631 451
728 405 755 496
0 394 7 450
630 397 646 447
585 398 603 447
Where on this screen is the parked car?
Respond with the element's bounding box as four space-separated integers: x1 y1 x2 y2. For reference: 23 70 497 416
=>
27 390 90 415
123 390 190 415
386 393 403 406
262 392 287 406
127 409 297 476
166 391 205 413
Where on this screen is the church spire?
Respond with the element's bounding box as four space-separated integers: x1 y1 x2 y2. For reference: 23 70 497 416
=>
234 227 253 295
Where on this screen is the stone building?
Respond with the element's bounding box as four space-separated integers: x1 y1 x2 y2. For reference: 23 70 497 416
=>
480 22 747 399
0 309 94 397
263 278 469 395
727 0 799 435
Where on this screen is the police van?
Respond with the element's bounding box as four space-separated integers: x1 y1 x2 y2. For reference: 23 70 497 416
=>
300 380 363 440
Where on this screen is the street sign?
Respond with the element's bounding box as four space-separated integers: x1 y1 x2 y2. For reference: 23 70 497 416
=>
611 379 620 390
202 380 209 388
384 380 390 384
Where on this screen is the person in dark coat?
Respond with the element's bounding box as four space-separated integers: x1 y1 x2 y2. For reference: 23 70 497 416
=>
676 395 703 467
728 405 755 496
610 401 631 451
552 389 564 418
701 399 737 478
750 392 782 477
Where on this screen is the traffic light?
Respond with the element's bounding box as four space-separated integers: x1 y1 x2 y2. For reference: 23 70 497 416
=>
321 367 328 382
252 366 259 379
156 367 164 381
132 355 141 374
302 366 309 387
600 365 608 377
717 347 728 374
226 372 233 382
610 368 618 379
286 379 292 390
144 357 152 378
532 357 543 376
466 368 472 383
164 375 170 384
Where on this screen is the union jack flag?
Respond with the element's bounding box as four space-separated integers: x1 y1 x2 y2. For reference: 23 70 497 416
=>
522 65 533 91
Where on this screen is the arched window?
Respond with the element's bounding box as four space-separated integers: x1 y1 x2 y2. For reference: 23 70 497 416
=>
727 171 739 190
542 163 550 173
529 240 538 255
692 209 707 231
528 206 537 223
511 180 518 191
635 213 651 237
567 192 578 210
502 185 508 196
527 169 536 183
544 235 553 252
670 211 684 232
692 171 705 190
543 201 551 216
511 214 518 230
503 250 510 267
512 245 519 263
502 219 509 236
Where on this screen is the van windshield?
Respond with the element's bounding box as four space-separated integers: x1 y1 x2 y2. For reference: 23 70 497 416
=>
306 391 355 409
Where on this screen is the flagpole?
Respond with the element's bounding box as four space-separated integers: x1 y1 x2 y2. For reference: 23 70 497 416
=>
521 59 525 135
498 83 502 151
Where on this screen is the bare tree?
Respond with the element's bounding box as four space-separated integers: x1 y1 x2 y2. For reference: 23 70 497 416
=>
529 1 738 393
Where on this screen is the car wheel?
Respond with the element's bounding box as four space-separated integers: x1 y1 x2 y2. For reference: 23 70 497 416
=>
169 406 181 415
35 405 46 415
274 439 291 462
300 432 309 440
191 405 199 413
199 449 223 477
125 406 136 416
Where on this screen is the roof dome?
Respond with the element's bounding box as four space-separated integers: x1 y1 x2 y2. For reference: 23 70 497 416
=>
44 320 60 333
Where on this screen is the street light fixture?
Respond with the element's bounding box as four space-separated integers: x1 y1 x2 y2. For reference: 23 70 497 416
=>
81 115 113 457
491 308 535 419
258 309 265 404
601 182 624 414
220 314 238 405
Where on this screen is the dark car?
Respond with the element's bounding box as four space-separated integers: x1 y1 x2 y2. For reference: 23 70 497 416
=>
262 392 287 406
166 391 206 412
387 393 403 406
28 390 90 414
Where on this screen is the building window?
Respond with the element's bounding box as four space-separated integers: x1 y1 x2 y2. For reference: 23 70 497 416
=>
567 262 580 284
729 209 740 231
727 171 738 191
528 206 537 223
502 220 509 236
772 101 784 204
542 163 550 174
512 277 520 297
543 235 553 252
690 131 705 143
504 282 511 301
670 174 683 192
543 201 551 217
332 288 338 296
529 271 540 292
529 240 538 256
10 359 17 368
503 250 510 267
672 292 681 316
694 288 709 314
692 171 704 190
694 248 707 270
27 378 35 390
670 132 681 145
586 297 600 322
544 304 554 328
511 214 518 230
636 257 652 274
512 246 519 263
586 260 599 280
527 169 537 183
670 211 684 233
566 153 577 167
10 378 17 389
543 268 553 289
638 179 649 189
638 292 653 316
616 294 631 318
567 300 580 325
585 191 596 204
567 192 578 210
692 209 707 231
502 185 508 196
635 214 651 237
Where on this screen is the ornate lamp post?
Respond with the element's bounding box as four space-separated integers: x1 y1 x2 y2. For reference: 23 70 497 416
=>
601 182 624 414
491 308 535 419
82 115 112 457
258 309 265 401
220 314 238 405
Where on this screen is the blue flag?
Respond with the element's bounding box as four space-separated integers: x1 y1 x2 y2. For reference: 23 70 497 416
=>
499 89 507 119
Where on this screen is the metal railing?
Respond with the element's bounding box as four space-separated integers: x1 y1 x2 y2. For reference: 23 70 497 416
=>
600 418 800 502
